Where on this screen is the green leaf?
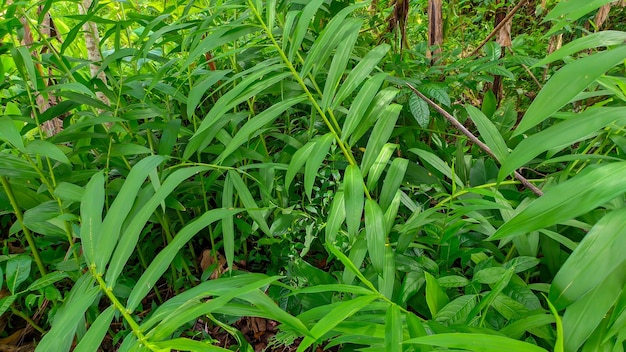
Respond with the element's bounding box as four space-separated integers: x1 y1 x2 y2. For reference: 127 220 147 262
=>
550 208 626 310
296 295 378 352
406 312 431 352
514 46 626 136
98 156 166 272
425 272 449 317
546 297 564 352
409 94 430 128
466 268 514 324
491 162 626 240
544 0 616 35
26 140 70 165
404 333 549 352
325 191 345 244
304 133 334 200
379 158 408 211
437 275 470 288
288 0 325 62
342 73 387 142
326 242 377 292
74 305 116 352
499 107 626 181
25 271 68 292
6 256 31 295
409 148 464 188
366 143 396 189
465 105 508 162
0 116 25 152
435 295 477 325
227 170 271 236
321 20 361 110
499 314 556 339
332 44 390 109
217 95 307 163
186 70 229 118
561 265 625 352
285 140 317 193
35 274 99 352
535 31 626 67
344 165 364 239
385 305 402 352
361 104 401 175
474 267 508 284
152 338 231 352
105 166 210 285
80 171 105 267
365 199 387 274
127 208 242 312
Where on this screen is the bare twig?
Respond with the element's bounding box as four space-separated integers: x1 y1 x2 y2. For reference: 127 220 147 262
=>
468 0 528 57
406 83 544 197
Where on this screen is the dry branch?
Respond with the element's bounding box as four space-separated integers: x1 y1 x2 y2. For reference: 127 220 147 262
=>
406 83 544 197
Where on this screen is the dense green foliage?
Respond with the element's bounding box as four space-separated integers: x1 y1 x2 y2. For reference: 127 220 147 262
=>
1 0 625 351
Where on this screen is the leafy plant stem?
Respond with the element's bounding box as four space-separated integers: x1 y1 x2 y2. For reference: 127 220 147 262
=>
92 269 158 351
0 176 47 276
10 307 45 334
247 0 372 200
407 83 544 197
434 180 545 208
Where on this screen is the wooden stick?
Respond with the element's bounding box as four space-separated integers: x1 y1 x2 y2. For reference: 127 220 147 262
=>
468 0 529 57
406 83 543 197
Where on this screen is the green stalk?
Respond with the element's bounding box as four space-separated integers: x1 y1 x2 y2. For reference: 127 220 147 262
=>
247 1 372 200
0 176 47 276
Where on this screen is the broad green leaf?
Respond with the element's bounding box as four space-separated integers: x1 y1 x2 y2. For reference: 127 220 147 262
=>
54 182 85 203
380 245 395 299
6 256 31 295
535 31 626 67
332 44 390 109
465 105 508 162
349 88 399 146
288 0 325 62
0 154 38 178
492 294 530 320
366 143 396 189
0 295 17 317
304 133 334 200
80 171 105 267
544 0 615 35
127 208 242 312
25 271 68 292
466 268 514 323
503 256 541 273
474 267 508 284
14 47 38 92
425 272 449 317
0 116 25 152
550 208 626 309
385 305 402 352
409 148 464 188
491 162 626 240
106 166 211 285
296 295 378 352
404 333 549 352
546 297 564 352
74 305 116 352
514 46 626 136
35 274 99 352
325 191 345 243
326 242 377 291
186 70 229 118
290 284 373 296
435 295 477 325
228 170 271 236
499 107 626 181
26 140 70 165
342 73 387 142
361 104 401 175
344 165 364 239
561 265 625 352
217 95 307 163
379 158 408 211
300 3 368 77
98 156 166 272
321 20 361 110
365 199 387 274
239 290 310 336
285 140 317 192
409 94 430 128
406 312 432 352
437 275 470 288
499 314 556 339
222 174 235 272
